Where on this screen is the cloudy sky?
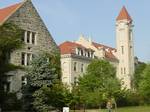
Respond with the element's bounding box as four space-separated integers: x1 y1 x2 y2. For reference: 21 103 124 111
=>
0 0 150 62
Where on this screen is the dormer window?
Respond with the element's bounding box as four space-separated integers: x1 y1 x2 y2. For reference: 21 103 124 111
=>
81 49 83 56
88 51 90 57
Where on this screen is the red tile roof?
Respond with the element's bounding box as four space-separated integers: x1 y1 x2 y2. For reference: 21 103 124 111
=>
59 41 117 60
92 42 116 51
105 51 117 60
116 6 132 21
0 2 23 24
59 41 87 55
92 42 117 60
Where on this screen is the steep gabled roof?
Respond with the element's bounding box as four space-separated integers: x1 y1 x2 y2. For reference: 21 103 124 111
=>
116 6 132 21
0 2 24 24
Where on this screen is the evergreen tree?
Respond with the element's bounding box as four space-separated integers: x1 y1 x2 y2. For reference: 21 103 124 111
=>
23 53 61 112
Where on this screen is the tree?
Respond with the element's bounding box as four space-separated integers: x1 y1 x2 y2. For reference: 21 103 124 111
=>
23 53 61 112
42 82 72 111
139 64 150 104
0 23 23 109
78 59 121 109
133 62 146 89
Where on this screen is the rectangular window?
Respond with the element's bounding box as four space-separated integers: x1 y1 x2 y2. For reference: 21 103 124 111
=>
23 31 36 45
129 30 132 41
27 53 31 65
21 52 25 65
81 64 84 72
27 31 30 43
22 30 25 41
74 62 77 71
32 32 36 44
124 68 126 74
21 52 32 66
121 46 124 54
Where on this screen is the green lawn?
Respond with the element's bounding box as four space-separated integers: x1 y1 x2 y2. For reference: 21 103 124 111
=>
70 106 150 112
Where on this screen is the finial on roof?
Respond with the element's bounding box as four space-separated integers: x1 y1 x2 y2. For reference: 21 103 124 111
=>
88 36 92 44
116 6 132 21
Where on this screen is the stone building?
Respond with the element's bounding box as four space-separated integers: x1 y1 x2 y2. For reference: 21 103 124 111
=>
59 6 135 89
0 0 58 93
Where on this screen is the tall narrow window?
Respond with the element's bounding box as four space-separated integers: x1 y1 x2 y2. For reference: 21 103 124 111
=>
21 53 25 65
74 62 77 72
27 31 30 43
81 64 84 72
32 32 36 44
27 53 31 65
22 30 25 41
81 49 83 56
129 30 132 41
121 46 124 54
124 68 126 74
88 52 90 57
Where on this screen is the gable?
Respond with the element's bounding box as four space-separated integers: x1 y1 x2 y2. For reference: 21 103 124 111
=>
4 0 58 53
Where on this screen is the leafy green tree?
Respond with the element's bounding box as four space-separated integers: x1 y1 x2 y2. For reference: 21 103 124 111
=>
78 59 121 108
23 53 61 112
139 64 150 104
0 23 23 109
133 63 146 89
42 82 72 111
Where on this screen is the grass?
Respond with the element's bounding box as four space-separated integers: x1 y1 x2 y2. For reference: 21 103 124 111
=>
70 106 150 112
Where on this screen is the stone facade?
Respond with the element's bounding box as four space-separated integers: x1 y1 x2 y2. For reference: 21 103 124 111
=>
1 0 59 93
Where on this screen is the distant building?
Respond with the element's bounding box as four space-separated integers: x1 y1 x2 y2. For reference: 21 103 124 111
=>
59 6 135 89
0 0 58 94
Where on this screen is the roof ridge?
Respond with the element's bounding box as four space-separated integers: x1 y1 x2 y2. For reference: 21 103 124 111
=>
92 42 116 50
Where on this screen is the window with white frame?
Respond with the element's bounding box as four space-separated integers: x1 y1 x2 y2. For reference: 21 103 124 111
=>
21 52 33 66
23 31 36 44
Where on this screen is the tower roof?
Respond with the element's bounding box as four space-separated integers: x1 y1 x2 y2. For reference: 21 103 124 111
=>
116 6 132 21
